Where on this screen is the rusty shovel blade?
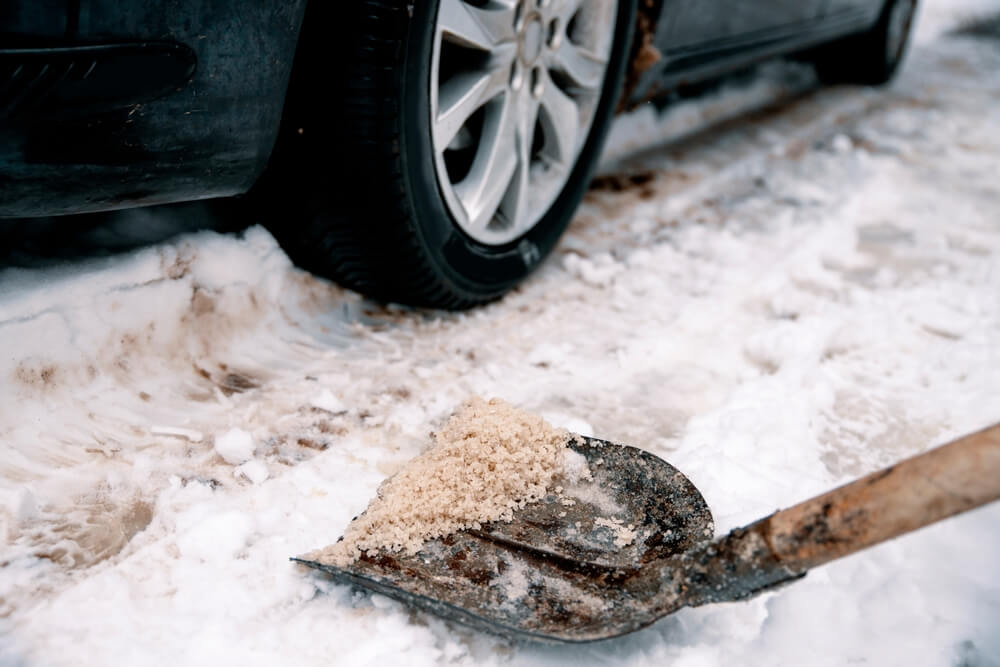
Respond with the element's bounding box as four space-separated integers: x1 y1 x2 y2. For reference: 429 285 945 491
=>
293 436 715 642
295 424 1000 642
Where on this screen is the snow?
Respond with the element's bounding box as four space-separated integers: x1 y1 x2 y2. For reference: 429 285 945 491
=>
558 449 593 484
309 389 347 414
236 460 270 485
150 425 205 442
215 429 256 466
2 2 1000 665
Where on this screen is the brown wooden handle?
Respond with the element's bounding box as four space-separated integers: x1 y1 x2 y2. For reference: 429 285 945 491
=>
681 423 1000 606
766 422 1000 569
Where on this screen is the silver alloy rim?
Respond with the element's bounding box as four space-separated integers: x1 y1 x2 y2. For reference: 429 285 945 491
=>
886 0 915 63
430 0 617 245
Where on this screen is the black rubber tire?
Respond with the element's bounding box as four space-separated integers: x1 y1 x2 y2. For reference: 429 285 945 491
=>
257 0 638 310
811 0 918 86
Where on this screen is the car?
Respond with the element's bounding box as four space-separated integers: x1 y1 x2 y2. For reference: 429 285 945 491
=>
0 0 918 308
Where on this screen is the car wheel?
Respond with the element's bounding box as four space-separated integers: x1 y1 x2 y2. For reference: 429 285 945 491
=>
260 0 637 309
811 0 918 86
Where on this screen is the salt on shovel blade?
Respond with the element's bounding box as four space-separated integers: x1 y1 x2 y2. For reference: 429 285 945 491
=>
294 436 714 642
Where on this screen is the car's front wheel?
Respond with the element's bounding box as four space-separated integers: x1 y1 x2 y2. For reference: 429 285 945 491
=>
263 0 637 309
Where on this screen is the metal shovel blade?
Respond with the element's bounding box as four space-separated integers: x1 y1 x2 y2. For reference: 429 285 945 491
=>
294 436 714 642
296 424 1000 642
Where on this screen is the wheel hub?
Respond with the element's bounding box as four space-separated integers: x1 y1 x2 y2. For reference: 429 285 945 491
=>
430 0 618 246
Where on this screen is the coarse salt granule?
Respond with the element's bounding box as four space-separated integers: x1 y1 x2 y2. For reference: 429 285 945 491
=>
307 397 572 567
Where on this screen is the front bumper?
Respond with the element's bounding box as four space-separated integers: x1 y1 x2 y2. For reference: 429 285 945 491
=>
1 42 195 122
0 0 306 218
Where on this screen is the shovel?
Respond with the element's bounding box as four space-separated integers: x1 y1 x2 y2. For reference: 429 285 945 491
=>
294 423 1000 643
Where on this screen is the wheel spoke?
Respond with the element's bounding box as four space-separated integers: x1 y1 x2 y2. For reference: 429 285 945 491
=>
550 0 585 24
549 40 607 91
437 0 517 51
434 66 510 150
537 71 580 167
454 96 519 229
499 96 540 233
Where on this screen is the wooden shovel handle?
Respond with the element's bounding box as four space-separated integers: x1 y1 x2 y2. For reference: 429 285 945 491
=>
766 422 1000 569
683 423 1000 606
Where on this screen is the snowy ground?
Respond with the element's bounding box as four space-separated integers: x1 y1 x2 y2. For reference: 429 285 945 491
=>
3 2 1000 665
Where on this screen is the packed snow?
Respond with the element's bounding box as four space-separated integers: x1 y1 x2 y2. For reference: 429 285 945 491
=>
215 429 256 466
2 1 1000 665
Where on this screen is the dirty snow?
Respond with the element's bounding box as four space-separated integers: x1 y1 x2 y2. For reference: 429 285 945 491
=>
2 1 1000 665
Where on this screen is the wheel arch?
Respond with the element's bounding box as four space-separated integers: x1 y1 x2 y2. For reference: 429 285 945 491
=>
619 0 666 111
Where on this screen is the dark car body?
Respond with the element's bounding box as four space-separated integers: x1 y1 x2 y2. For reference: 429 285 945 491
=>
0 0 883 219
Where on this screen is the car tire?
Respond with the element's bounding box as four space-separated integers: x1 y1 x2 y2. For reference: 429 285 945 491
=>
259 0 637 309
811 0 918 86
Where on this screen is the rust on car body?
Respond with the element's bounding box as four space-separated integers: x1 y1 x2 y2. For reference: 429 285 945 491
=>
619 0 664 111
